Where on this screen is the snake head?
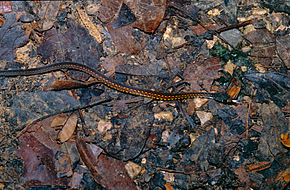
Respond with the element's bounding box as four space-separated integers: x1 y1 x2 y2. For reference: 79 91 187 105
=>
212 92 233 103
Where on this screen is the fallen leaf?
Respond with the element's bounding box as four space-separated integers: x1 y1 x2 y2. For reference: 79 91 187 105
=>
97 119 113 133
58 114 78 143
37 19 103 81
76 137 137 189
128 0 167 33
0 14 29 63
275 168 290 188
125 161 142 179
76 4 103 43
98 0 122 23
112 3 136 29
27 1 61 31
196 111 213 126
234 164 251 187
281 132 290 148
102 55 125 76
154 111 174 122
0 1 12 14
244 27 275 66
106 21 145 54
183 57 222 92
246 161 272 172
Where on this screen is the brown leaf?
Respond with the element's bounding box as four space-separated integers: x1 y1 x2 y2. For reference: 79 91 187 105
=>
183 57 222 92
128 0 167 33
0 1 12 14
276 34 290 68
58 114 78 143
244 28 275 65
76 137 137 190
0 14 29 63
102 56 125 76
281 132 290 148
234 164 251 187
77 5 103 43
37 19 103 81
18 116 72 187
98 0 123 23
275 168 290 188
106 21 145 54
49 80 98 91
246 161 272 172
29 1 61 31
19 134 62 187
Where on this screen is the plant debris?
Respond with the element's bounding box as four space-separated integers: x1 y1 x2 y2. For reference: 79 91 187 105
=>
0 1 289 189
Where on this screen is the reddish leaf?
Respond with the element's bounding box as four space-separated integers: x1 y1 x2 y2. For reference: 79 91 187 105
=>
106 21 145 54
0 1 12 14
183 57 222 92
98 0 123 23
244 27 275 65
19 133 65 187
234 164 251 187
76 137 137 190
129 0 167 33
246 161 272 172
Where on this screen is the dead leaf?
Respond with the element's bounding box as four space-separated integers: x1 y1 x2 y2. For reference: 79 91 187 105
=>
234 164 251 187
98 0 122 23
154 111 174 122
76 4 103 43
244 27 275 65
57 114 78 143
112 3 136 29
0 1 12 14
183 57 222 92
196 111 213 126
275 168 290 188
49 80 98 91
127 0 167 33
28 1 61 31
125 161 142 179
106 21 145 54
37 19 103 81
51 114 68 128
19 134 64 187
102 56 125 76
76 137 137 189
0 14 29 63
276 34 290 68
246 161 272 172
97 119 113 133
281 132 290 148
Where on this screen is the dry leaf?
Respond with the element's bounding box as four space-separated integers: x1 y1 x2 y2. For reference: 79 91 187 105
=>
97 119 113 133
58 114 78 142
196 111 213 126
281 132 290 148
154 111 174 122
125 161 142 179
0 1 12 14
275 168 290 188
246 161 272 172
77 5 103 43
